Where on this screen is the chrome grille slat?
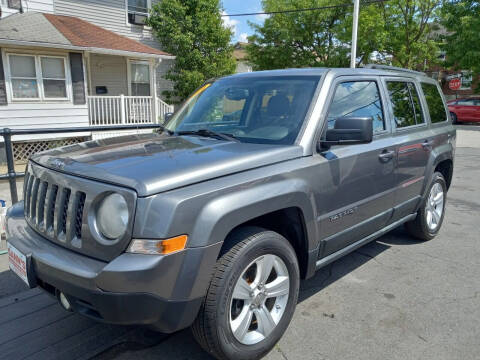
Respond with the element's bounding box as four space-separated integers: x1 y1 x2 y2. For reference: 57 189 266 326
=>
75 192 86 239
30 178 40 221
36 181 48 227
46 184 58 233
23 172 30 199
54 187 71 241
25 175 34 216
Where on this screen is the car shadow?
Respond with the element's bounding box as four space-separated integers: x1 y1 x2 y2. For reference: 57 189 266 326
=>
0 268 27 299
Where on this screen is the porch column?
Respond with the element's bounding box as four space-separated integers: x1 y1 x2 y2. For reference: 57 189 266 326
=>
84 52 93 96
151 58 159 123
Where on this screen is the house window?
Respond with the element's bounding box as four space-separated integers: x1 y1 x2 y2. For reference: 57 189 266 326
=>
130 61 150 96
127 0 151 25
7 54 69 101
9 55 39 99
41 57 67 98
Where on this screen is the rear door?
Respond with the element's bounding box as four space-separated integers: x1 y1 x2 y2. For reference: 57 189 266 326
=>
315 76 396 256
383 78 432 222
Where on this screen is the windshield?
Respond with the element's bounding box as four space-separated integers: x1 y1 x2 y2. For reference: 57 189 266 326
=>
166 76 320 145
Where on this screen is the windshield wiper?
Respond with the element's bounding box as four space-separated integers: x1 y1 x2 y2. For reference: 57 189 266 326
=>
176 129 240 142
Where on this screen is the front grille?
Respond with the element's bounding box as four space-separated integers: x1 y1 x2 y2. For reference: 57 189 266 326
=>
24 170 86 242
23 161 136 262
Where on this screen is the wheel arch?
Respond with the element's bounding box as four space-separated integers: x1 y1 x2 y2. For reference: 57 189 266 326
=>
188 180 319 279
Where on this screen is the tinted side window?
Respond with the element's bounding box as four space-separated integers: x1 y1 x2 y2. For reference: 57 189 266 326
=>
421 83 447 123
387 81 424 128
327 81 385 134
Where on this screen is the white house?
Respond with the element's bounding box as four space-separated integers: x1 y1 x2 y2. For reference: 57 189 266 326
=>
0 0 175 160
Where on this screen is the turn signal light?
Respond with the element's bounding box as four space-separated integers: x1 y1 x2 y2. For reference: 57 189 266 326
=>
127 235 188 255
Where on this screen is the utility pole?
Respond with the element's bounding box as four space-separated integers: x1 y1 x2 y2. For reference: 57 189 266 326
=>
350 0 360 68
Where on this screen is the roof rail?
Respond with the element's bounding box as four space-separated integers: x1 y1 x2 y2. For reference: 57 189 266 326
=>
364 64 426 76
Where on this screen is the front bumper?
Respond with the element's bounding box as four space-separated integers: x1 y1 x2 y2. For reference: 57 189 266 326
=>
6 202 222 333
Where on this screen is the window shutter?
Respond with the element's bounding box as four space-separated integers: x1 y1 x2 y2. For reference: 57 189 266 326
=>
69 53 86 105
7 0 22 10
0 50 8 106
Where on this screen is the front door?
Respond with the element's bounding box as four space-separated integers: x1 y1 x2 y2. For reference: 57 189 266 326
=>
315 77 396 257
383 79 432 221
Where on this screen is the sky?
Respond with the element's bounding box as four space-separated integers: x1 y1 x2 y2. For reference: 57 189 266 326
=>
221 0 266 43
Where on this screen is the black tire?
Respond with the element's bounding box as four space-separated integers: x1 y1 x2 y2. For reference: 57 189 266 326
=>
191 226 300 360
405 172 447 241
450 112 458 124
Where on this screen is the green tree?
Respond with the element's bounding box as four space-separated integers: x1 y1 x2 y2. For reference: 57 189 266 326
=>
147 0 236 103
441 0 480 86
381 0 442 69
247 0 441 70
247 0 351 70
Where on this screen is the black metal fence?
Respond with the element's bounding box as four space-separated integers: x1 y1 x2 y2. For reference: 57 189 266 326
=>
0 124 163 204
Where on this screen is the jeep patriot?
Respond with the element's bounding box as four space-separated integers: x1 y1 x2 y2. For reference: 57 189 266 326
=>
6 66 455 360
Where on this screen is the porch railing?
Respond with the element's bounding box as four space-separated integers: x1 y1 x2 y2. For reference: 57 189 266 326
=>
87 95 174 126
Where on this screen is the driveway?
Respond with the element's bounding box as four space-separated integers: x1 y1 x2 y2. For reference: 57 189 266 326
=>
0 125 479 360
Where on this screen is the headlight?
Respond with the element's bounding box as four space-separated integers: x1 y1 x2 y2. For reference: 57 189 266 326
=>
96 193 129 240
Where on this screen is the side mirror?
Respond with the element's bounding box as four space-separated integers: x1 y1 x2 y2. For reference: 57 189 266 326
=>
321 117 373 148
164 112 174 123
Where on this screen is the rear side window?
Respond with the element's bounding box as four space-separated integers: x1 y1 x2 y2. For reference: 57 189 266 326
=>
421 83 447 123
387 81 425 128
327 81 385 134
457 99 476 106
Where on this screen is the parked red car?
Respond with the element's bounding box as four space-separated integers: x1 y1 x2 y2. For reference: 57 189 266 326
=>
448 97 480 123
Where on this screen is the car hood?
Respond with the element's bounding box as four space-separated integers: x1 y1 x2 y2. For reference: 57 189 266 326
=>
31 133 303 196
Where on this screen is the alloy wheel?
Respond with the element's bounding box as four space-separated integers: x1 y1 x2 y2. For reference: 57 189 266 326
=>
229 254 290 345
425 182 444 231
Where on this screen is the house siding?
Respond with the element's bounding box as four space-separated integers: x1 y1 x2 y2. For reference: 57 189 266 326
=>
0 0 54 17
54 0 161 49
0 102 89 141
89 54 128 96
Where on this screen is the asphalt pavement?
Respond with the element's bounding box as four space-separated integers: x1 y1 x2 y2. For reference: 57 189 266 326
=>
0 125 479 360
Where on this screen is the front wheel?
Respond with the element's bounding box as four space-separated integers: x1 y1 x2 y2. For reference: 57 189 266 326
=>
192 227 300 360
405 172 447 241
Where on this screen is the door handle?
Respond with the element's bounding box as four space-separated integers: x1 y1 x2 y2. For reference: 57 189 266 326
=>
422 139 434 150
379 150 395 163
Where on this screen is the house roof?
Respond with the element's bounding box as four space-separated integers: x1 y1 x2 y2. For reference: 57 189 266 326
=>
0 12 173 59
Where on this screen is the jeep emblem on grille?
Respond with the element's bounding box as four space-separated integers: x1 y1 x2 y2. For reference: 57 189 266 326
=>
49 158 66 170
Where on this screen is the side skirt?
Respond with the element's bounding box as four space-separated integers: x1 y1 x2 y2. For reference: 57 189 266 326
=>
315 213 417 270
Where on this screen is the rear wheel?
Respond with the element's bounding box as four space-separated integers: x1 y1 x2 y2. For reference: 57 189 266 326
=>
192 227 300 360
405 172 447 241
450 112 458 124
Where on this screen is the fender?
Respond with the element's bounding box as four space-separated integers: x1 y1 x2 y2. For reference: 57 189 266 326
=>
133 177 318 250
190 178 317 249
421 141 454 200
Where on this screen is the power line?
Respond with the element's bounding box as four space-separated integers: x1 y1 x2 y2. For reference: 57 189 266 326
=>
221 0 389 17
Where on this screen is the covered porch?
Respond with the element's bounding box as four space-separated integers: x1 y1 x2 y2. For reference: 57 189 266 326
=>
85 53 174 126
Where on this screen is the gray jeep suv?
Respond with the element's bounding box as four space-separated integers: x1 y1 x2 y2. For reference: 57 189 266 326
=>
6 66 455 360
